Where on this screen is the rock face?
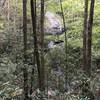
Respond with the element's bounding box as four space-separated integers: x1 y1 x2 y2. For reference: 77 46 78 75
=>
45 11 66 35
45 12 61 29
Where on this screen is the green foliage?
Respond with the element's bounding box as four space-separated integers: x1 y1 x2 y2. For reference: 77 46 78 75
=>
62 0 84 13
0 82 23 100
0 0 100 99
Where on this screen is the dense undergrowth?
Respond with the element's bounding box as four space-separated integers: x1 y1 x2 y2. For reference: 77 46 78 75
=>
0 0 100 99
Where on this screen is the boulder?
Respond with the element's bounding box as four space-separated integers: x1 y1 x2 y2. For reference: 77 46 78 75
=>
45 11 66 35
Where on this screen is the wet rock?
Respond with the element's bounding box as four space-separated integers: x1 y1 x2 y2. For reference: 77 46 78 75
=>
45 11 67 35
48 40 64 49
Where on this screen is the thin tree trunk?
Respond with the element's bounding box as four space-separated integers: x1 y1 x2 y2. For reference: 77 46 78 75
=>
23 0 29 99
30 0 38 98
7 0 10 25
30 0 41 95
13 0 16 33
40 0 45 92
86 0 95 75
83 0 89 71
30 0 36 97
60 0 68 91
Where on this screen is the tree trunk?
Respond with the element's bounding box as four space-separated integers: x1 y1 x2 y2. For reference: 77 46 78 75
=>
86 0 95 75
30 0 41 95
60 0 68 91
40 0 45 92
23 0 29 99
83 0 89 71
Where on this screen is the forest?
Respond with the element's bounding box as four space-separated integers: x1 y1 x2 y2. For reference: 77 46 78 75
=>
0 0 100 100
